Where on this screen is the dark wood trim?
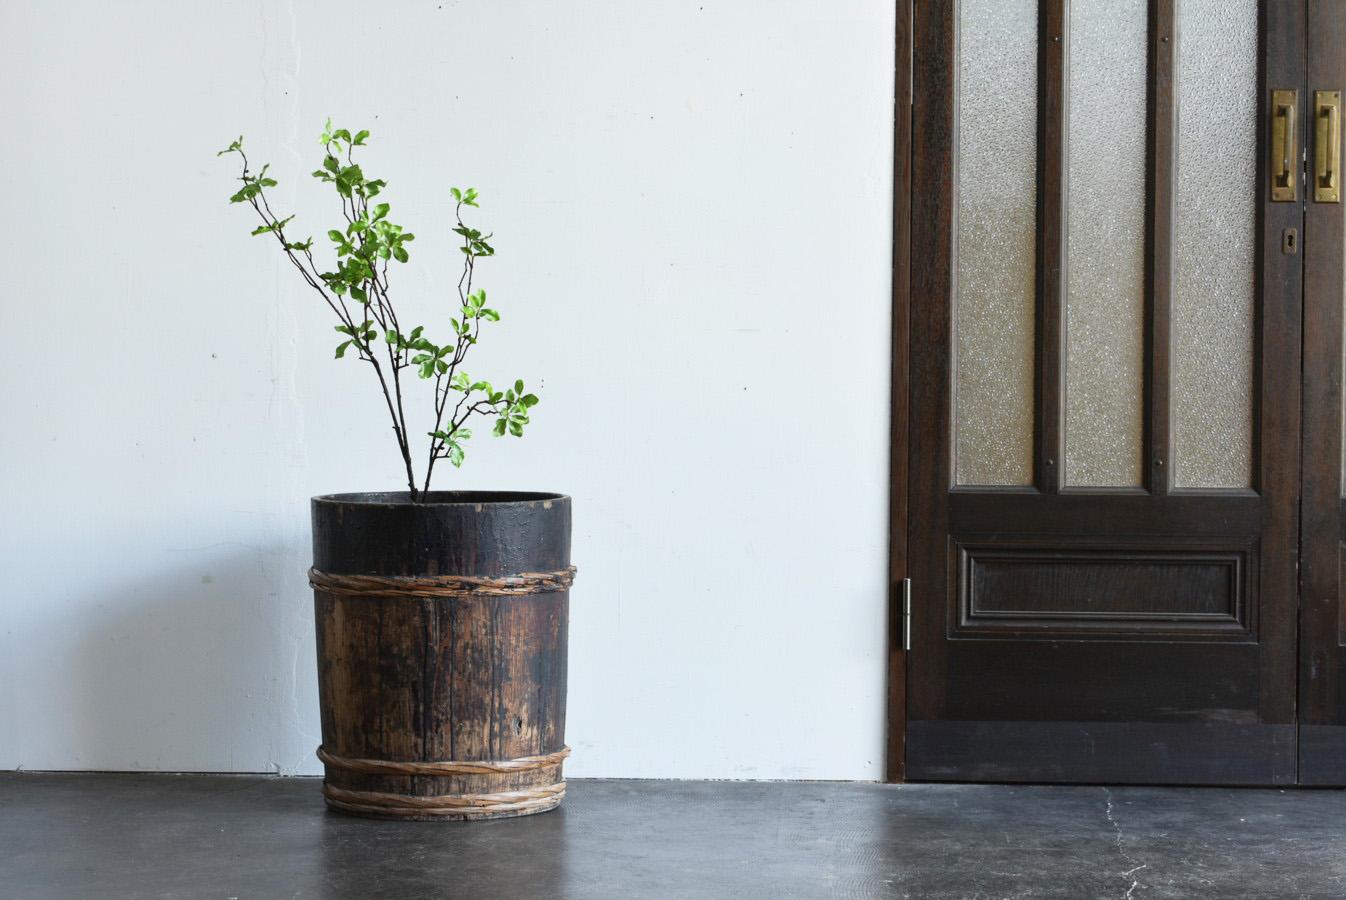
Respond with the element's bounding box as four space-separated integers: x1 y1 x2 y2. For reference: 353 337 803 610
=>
906 0 954 726
1034 0 1067 493
949 490 1262 534
1146 0 1176 495
1300 0 1346 783
1257 0 1305 728
907 721 1297 785
885 0 913 785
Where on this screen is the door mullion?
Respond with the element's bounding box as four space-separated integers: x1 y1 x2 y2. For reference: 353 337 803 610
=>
1035 0 1067 494
1146 0 1176 497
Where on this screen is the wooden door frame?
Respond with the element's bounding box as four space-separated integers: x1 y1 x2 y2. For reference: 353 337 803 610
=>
886 0 913 784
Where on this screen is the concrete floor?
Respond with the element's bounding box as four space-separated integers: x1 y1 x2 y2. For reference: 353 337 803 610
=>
2 775 1345 898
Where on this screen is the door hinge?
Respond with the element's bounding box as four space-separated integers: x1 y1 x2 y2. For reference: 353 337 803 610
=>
902 578 913 652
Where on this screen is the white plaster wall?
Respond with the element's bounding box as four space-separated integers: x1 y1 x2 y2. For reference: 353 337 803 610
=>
0 0 894 778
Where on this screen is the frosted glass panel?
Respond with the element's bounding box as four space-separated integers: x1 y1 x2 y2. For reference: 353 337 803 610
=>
955 0 1037 486
1173 0 1257 488
1065 0 1147 487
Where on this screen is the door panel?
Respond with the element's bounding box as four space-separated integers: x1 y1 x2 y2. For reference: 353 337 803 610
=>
906 0 1303 784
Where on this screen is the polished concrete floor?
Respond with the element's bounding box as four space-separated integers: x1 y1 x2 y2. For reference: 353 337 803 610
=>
3 774 1345 898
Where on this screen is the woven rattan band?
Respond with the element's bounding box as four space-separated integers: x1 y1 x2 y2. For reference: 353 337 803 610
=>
308 566 576 598
316 744 571 776
322 782 566 817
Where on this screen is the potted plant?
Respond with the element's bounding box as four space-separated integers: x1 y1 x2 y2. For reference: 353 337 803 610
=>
219 124 573 821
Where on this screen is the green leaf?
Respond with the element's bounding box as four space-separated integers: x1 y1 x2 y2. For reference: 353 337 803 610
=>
521 394 539 407
392 245 409 263
480 309 500 322
334 340 352 359
327 229 344 243
509 421 524 437
450 187 463 201
373 202 390 220
493 418 508 437
514 380 525 394
448 443 465 467
216 135 244 156
353 129 370 145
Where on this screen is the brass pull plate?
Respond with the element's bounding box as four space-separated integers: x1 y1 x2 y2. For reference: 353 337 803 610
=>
1316 90 1341 203
1272 89 1298 202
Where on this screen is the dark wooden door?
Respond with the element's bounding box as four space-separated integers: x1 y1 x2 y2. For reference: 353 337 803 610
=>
1300 0 1346 786
904 0 1310 784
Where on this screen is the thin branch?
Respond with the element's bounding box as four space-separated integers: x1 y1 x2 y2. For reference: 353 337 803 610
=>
234 147 418 498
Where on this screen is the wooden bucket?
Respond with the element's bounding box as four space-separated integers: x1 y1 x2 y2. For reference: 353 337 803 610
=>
310 492 572 821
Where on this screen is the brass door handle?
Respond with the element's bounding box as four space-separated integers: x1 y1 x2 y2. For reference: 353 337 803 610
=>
1272 90 1297 202
1316 90 1341 203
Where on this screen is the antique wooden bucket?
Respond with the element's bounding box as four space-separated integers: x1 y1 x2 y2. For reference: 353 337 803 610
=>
310 492 572 821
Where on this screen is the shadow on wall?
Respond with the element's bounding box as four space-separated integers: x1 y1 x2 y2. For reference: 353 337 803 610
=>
66 540 319 774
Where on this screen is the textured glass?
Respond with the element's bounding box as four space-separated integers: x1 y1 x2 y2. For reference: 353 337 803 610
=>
1064 0 1147 487
955 0 1037 486
1173 0 1257 488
